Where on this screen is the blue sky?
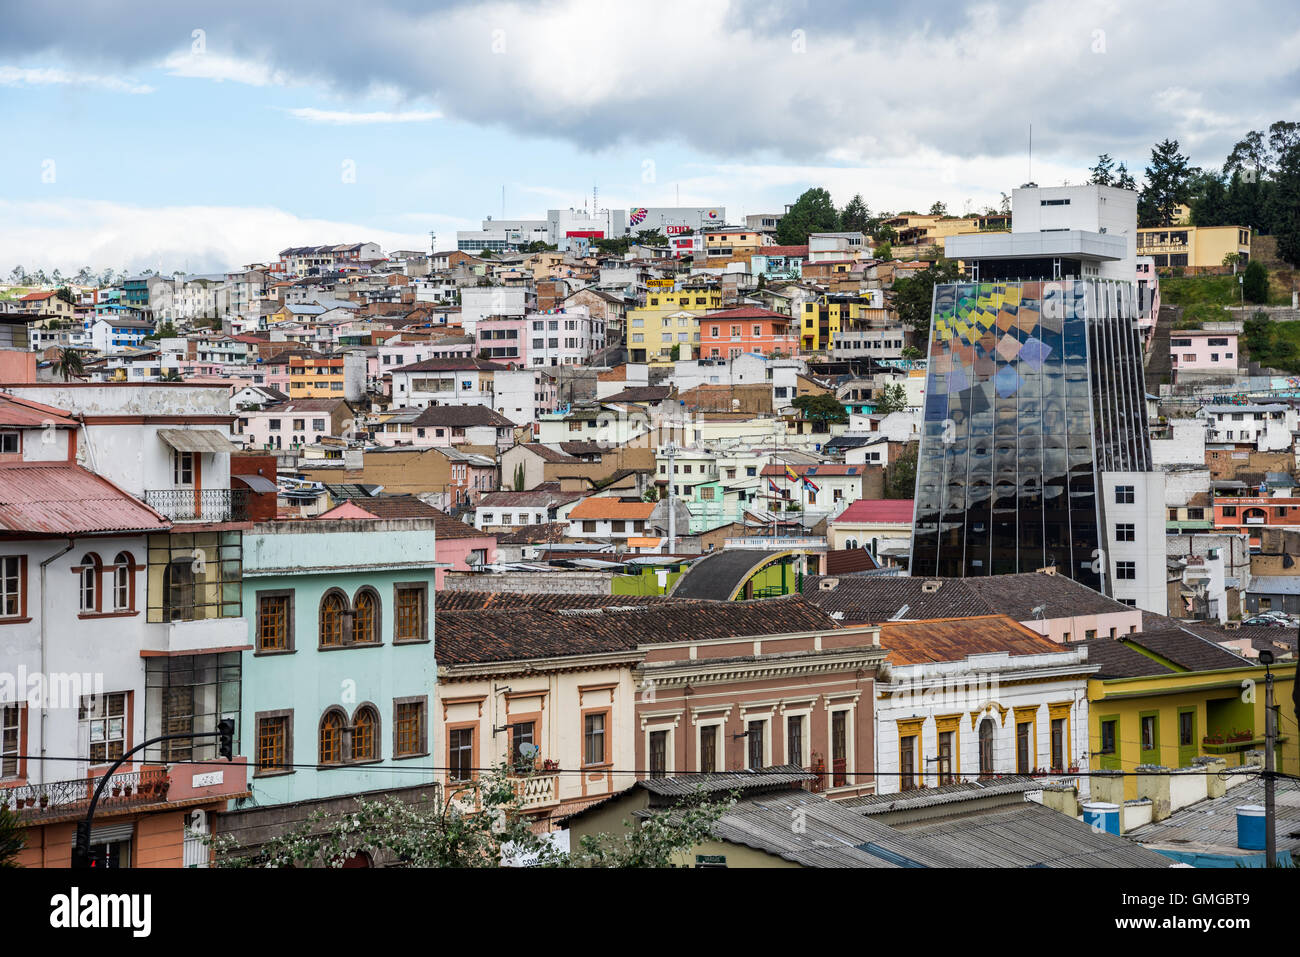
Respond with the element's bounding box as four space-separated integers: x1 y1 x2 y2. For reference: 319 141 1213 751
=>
1 0 1297 273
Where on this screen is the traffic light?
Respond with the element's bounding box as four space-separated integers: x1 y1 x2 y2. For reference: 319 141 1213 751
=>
71 820 91 869
218 718 234 761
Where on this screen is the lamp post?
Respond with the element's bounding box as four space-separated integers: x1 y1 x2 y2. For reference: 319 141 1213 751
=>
1259 649 1276 868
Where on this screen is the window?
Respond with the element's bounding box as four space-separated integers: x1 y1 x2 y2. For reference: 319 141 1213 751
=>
649 730 668 778
81 692 127 764
787 715 804 768
0 555 23 619
320 710 345 765
78 553 100 613
394 698 427 758
319 591 346 647
1016 721 1032 774
352 589 378 644
1116 561 1136 580
449 727 474 781
832 711 848 786
747 719 765 770
1100 718 1117 755
1 704 20 778
1115 523 1135 542
172 450 194 486
978 718 994 777
112 552 133 610
257 592 292 652
900 734 917 791
700 724 718 773
937 730 955 785
511 721 536 770
1115 485 1135 504
0 432 18 455
1051 718 1065 770
1179 710 1194 748
1140 713 1158 759
352 705 378 762
583 713 606 766
394 584 427 642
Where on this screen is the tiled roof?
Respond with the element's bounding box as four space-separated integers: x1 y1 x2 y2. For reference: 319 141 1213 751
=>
390 357 498 373
602 386 674 404
494 522 570 545
434 595 838 665
803 572 1134 624
701 306 793 321
832 499 914 524
435 590 697 611
566 497 656 520
520 443 582 464
879 616 1064 665
823 548 879 575
1070 638 1174 679
0 393 78 428
478 484 583 508
761 464 864 477
1120 626 1251 673
411 405 514 428
0 463 170 535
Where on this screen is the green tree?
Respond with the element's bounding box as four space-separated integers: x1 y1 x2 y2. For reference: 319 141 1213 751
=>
874 383 908 414
634 229 669 247
1089 153 1115 186
900 345 922 360
791 393 848 427
875 241 893 261
874 223 897 243
0 802 24 867
7 265 25 283
567 789 733 868
886 444 918 499
55 286 75 305
892 258 963 335
928 201 948 217
776 187 840 245
1115 163 1136 190
1138 139 1193 227
840 193 872 233
1272 141 1300 267
513 463 526 491
1242 260 1269 304
53 347 84 381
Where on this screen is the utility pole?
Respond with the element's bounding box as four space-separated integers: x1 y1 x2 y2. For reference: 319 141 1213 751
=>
1260 649 1277 867
665 443 677 554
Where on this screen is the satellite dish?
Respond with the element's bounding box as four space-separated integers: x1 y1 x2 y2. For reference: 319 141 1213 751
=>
519 743 540 760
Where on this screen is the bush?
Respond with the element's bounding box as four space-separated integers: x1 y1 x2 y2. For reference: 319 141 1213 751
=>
1242 260 1269 304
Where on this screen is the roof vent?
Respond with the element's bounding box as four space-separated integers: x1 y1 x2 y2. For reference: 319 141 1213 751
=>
819 577 840 591
1224 620 1241 631
921 580 942 594
1036 565 1058 576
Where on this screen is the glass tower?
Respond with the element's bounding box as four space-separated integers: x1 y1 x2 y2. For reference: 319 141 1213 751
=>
909 279 1150 592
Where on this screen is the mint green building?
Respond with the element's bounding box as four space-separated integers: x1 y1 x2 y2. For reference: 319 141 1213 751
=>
237 518 442 806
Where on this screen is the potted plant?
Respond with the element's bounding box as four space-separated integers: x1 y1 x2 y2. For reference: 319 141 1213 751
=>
122 783 132 797
39 793 49 809
24 794 35 808
111 781 122 797
541 758 559 772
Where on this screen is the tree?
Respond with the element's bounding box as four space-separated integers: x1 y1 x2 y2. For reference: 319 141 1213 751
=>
513 463 526 492
0 803 24 867
7 265 24 284
1115 163 1136 190
1138 139 1193 227
998 192 1011 214
791 393 848 427
874 223 897 243
53 347 84 381
567 789 733 867
928 201 948 217
1272 141 1300 267
55 286 75 305
1089 154 1115 186
901 345 922 360
840 193 871 233
634 229 668 247
1242 260 1269 304
874 383 908 414
776 187 840 245
892 258 963 335
147 321 177 341
886 444 918 499
874 241 893 262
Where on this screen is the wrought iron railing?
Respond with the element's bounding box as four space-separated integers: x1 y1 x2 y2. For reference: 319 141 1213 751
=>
145 488 249 522
1 767 170 821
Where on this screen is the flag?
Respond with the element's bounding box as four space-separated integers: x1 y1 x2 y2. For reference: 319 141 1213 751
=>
768 478 781 493
802 475 821 493
784 464 799 483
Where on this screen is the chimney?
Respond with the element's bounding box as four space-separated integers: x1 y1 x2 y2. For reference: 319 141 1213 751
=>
1135 764 1172 821
819 577 840 591
921 580 942 594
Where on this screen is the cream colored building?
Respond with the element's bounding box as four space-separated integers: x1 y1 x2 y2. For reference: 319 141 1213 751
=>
1135 225 1251 268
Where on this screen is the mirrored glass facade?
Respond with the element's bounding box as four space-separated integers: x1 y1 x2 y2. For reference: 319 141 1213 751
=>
909 280 1150 592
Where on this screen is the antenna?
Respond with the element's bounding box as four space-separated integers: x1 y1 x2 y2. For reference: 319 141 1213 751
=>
1028 123 1033 184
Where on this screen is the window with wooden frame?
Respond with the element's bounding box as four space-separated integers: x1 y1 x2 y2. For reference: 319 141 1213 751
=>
583 712 607 767
351 705 378 762
831 711 849 786
78 553 101 613
786 714 804 769
649 729 668 779
0 555 25 620
394 583 427 642
978 718 995 777
80 692 127 764
699 723 718 773
256 713 291 774
319 591 346 647
746 719 765 770
510 721 536 771
1016 721 1032 774
393 698 427 758
352 589 379 644
1 704 22 778
319 709 345 765
257 591 292 653
112 552 134 611
899 733 918 791
448 726 474 782
172 449 194 487
1051 718 1065 771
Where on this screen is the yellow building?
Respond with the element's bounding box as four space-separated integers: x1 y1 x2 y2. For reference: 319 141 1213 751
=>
1135 225 1251 268
883 213 1008 249
1085 634 1296 800
288 354 345 398
800 296 886 353
702 228 767 259
625 286 720 365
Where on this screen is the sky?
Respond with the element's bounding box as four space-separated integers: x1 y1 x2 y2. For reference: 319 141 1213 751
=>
1 0 1297 275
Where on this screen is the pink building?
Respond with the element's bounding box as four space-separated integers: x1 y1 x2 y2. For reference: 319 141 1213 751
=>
475 316 530 367
1170 331 1238 380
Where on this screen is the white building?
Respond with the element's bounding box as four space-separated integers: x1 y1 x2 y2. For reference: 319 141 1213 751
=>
89 317 154 354
459 286 530 336
527 306 606 368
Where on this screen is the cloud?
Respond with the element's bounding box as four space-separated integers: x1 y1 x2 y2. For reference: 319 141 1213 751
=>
0 65 153 94
0 199 436 274
286 107 442 124
161 51 287 86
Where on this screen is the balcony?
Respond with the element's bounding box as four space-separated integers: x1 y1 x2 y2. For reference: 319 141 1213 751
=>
145 488 249 523
2 766 170 823
511 771 560 811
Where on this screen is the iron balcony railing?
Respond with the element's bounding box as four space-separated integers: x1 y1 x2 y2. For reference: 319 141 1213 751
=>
145 488 249 522
2 767 170 821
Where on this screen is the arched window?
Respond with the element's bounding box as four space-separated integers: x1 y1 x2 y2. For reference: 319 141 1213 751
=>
351 705 378 762
320 710 345 765
78 554 101 613
113 552 133 611
352 589 378 644
845 538 858 550
320 591 346 647
978 718 996 778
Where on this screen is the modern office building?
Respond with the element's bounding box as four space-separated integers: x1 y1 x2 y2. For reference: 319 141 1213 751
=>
909 279 1166 612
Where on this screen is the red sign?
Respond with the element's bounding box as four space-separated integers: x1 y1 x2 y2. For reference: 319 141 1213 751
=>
665 225 690 235
566 230 604 239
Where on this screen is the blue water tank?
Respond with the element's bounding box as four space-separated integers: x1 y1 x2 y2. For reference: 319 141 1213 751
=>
1236 805 1266 850
1081 801 1120 836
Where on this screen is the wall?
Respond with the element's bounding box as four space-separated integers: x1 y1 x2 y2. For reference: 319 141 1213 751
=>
441 569 614 594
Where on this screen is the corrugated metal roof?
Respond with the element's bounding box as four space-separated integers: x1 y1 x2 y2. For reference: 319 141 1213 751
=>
0 463 169 535
157 428 238 454
1126 777 1300 854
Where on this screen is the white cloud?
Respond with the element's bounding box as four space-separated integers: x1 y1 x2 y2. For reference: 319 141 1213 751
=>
0 65 153 94
161 51 287 87
286 107 443 124
0 199 431 274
